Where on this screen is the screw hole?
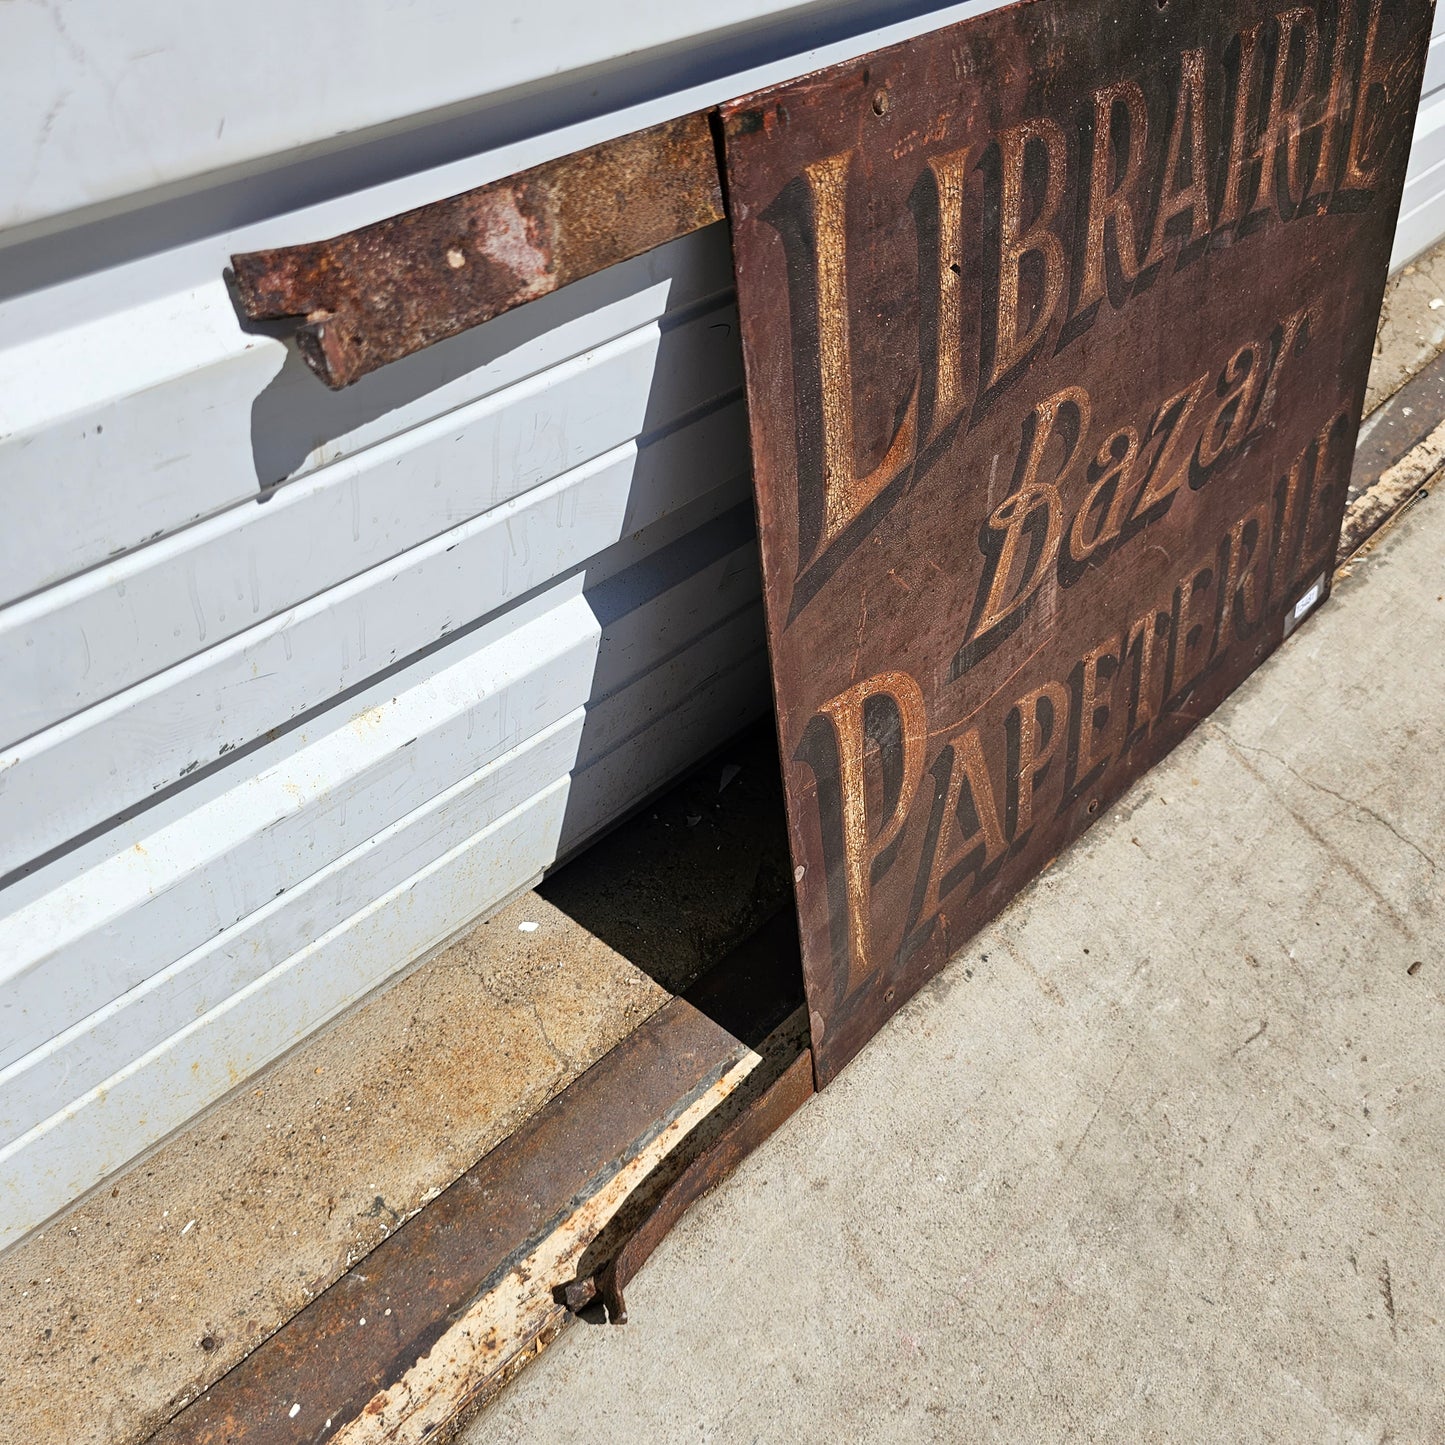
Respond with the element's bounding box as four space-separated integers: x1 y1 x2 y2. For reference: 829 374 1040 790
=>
884 987 896 1002
873 89 890 117
1086 799 1100 815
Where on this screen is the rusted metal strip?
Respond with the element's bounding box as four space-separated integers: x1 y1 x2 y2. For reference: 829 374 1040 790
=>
231 112 725 388
1340 343 1445 560
563 1028 813 1323
147 911 803 1445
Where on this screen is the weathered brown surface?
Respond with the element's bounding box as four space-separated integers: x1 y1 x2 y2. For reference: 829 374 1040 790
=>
595 1046 812 1324
232 114 724 388
722 0 1429 1084
563 1025 813 1323
147 914 803 1445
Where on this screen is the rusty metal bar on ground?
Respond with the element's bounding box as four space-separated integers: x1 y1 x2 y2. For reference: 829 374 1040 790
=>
562 1036 813 1324
231 112 725 388
1340 343 1445 560
146 912 808 1445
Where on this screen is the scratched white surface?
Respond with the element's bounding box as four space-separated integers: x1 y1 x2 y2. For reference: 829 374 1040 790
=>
0 0 814 237
0 1 1035 246
0 228 738 608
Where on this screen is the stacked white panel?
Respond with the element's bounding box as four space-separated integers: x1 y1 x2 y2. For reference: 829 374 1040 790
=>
4 0 1441 1255
1393 4 1445 269
0 209 769 1252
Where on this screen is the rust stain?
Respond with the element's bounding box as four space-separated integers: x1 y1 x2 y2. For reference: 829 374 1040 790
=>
231 113 724 388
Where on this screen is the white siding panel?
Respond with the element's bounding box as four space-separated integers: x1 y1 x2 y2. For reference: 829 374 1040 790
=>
559 647 773 861
1393 89 1445 270
0 514 762 1084
1391 6 1445 272
1423 30 1445 98
0 225 735 607
0 598 596 1075
1 301 742 744
0 3 1017 250
0 0 816 237
0 709 589 1145
0 608 766 1146
574 604 766 776
0 629 768 1253
582 511 762 698
0 287 275 606
0 414 751 876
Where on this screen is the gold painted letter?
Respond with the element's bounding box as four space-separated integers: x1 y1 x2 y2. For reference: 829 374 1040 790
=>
992 117 1069 386
812 671 928 992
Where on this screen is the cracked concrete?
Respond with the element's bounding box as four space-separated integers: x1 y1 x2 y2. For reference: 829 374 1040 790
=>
466 493 1445 1442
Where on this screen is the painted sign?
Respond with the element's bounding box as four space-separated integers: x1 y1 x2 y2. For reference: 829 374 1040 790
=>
721 0 1429 1083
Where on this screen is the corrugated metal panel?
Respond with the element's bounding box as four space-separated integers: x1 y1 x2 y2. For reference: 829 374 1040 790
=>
1 512 763 1085
1 299 747 875
1423 22 1445 95
3 0 1442 1252
0 92 779 1242
1393 5 1445 270
0 595 769 1256
0 0 891 1239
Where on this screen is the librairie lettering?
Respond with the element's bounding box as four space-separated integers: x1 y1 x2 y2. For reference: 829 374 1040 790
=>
764 1 1400 990
762 0 1396 601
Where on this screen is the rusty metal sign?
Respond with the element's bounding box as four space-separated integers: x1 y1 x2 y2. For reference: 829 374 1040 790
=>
233 113 723 388
722 0 1429 1084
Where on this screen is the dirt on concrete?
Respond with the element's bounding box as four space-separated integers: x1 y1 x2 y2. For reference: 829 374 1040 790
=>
540 720 792 996
0 896 669 1445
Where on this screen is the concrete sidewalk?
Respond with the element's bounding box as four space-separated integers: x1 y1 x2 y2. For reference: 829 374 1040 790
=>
467 493 1445 1444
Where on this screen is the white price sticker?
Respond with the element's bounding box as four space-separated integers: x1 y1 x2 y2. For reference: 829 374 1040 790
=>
1293 578 1323 621
1284 574 1326 637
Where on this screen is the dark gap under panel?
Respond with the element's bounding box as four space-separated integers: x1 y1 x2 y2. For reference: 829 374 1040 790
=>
540 716 795 998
